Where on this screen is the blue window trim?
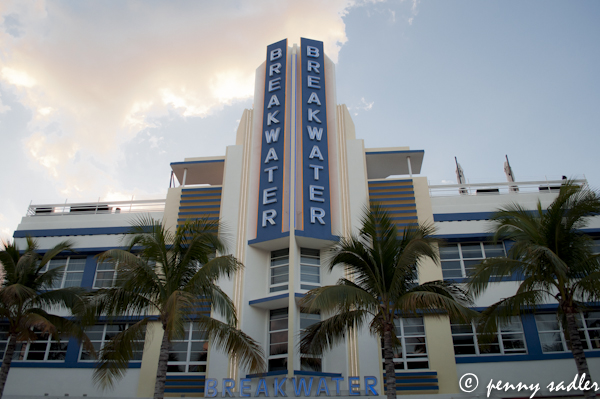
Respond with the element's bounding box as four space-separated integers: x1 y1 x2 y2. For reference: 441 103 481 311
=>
455 305 600 363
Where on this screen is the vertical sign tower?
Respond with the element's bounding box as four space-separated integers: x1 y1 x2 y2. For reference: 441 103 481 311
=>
256 39 289 243
298 38 332 239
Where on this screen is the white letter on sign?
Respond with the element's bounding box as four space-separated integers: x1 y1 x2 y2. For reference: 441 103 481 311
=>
264 147 279 163
307 76 320 89
267 110 280 126
306 126 323 141
307 46 319 58
310 207 326 224
264 166 278 183
309 164 323 180
307 60 320 73
270 48 282 61
263 187 278 205
264 127 280 143
268 77 281 92
307 92 321 105
310 185 325 202
267 94 280 109
269 63 281 76
262 210 277 227
308 108 321 123
309 145 323 161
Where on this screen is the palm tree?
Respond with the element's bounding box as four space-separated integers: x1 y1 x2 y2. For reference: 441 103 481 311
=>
0 238 90 399
87 216 265 399
300 205 476 399
467 181 600 399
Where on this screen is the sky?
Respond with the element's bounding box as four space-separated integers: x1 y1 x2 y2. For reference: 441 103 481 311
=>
0 0 599 240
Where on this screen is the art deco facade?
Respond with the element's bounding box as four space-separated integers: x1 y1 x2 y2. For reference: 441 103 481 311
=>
4 39 600 399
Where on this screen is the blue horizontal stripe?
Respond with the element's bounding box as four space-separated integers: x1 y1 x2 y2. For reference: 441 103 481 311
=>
393 371 437 377
164 388 205 393
165 381 205 386
369 184 414 190
177 217 219 222
390 216 419 221
378 203 417 208
455 350 600 363
367 150 423 156
171 159 224 165
249 293 288 305
179 205 221 210
14 226 131 238
395 386 439 391
166 375 206 380
396 378 438 383
182 187 222 192
180 199 221 203
246 370 287 378
178 212 220 215
434 212 494 222
293 370 343 377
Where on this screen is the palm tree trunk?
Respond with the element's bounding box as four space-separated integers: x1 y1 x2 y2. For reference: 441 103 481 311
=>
0 334 17 399
154 326 171 399
563 308 595 399
383 322 397 399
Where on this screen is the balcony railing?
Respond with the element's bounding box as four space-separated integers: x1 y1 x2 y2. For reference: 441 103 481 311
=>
429 178 588 197
26 199 165 217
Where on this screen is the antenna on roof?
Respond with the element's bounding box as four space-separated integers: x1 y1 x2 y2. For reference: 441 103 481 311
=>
504 155 519 192
455 157 467 195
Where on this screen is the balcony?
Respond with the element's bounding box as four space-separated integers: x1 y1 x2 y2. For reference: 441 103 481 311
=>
428 177 588 197
26 199 165 217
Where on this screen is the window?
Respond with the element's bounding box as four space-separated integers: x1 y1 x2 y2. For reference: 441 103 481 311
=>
384 317 428 370
300 311 321 372
439 242 506 279
79 323 145 361
0 326 7 360
300 248 320 290
40 257 86 289
93 260 120 288
168 322 208 373
4 328 68 362
535 312 600 353
270 249 289 293
269 308 288 372
451 317 526 356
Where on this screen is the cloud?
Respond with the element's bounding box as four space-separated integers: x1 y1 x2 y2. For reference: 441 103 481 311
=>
0 0 367 198
349 97 374 116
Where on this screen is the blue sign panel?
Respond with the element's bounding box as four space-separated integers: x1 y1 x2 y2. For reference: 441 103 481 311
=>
299 38 332 239
255 39 288 243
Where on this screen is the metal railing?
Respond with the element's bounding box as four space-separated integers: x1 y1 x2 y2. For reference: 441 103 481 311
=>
26 199 165 217
429 178 588 197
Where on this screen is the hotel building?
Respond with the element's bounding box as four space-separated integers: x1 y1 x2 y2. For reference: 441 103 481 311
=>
4 39 600 399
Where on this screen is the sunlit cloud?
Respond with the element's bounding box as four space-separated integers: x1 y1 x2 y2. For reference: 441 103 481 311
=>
0 0 426 239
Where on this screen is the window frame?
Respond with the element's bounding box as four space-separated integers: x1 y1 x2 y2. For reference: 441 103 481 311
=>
386 317 429 370
1 328 69 362
93 260 120 289
268 308 288 372
439 242 507 279
79 323 145 362
270 249 289 293
451 317 527 356
167 321 208 373
535 312 600 353
300 311 322 372
40 256 87 289
300 248 320 291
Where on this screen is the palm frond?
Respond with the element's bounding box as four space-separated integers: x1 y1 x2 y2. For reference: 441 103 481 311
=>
196 315 265 374
92 318 150 389
300 280 379 315
299 309 371 356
